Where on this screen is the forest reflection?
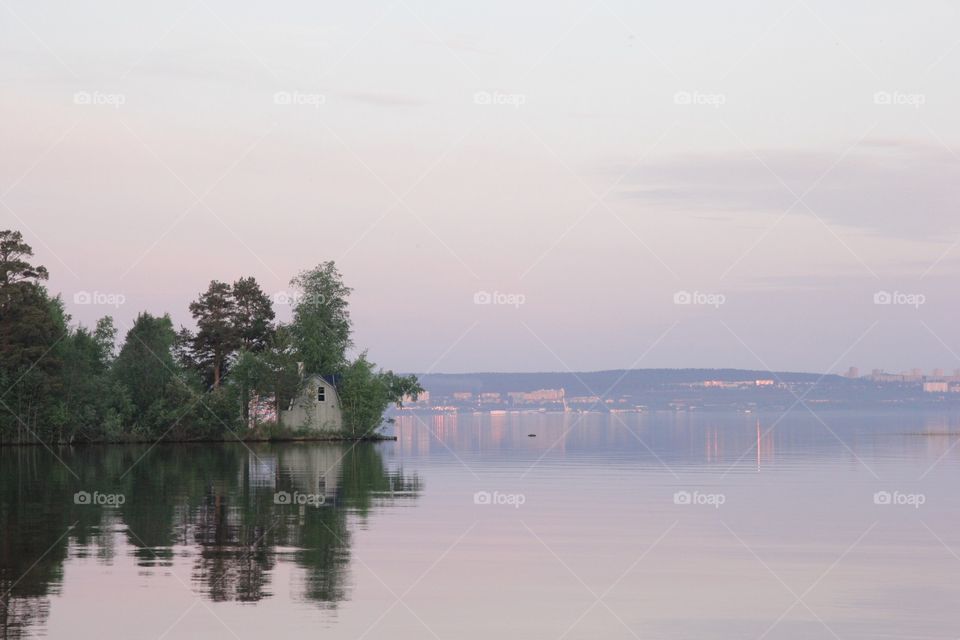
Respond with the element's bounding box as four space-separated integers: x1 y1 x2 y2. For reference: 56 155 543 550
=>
0 442 420 638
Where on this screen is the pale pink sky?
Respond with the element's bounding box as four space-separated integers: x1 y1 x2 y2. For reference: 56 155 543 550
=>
2 0 960 373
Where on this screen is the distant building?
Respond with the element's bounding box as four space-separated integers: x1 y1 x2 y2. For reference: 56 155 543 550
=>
703 380 740 389
568 395 601 404
508 389 565 404
923 381 949 393
479 392 502 403
528 388 565 402
846 366 859 379
453 392 474 401
755 379 775 387
870 370 924 383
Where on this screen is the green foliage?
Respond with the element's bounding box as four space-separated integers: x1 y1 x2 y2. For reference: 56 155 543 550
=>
53 318 119 441
112 312 193 438
290 262 352 378
232 276 275 352
0 229 49 285
188 280 237 388
337 353 423 437
185 278 275 388
0 231 64 443
0 231 420 443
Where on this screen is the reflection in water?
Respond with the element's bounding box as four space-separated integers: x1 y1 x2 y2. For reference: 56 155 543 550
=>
0 443 421 638
6 411 960 638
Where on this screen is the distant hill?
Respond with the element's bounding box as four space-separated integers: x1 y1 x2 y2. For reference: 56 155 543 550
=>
414 369 848 397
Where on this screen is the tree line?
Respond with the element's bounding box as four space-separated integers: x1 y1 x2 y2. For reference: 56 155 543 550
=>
0 229 421 444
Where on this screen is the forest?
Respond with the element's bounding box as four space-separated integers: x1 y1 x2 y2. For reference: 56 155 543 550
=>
0 229 421 444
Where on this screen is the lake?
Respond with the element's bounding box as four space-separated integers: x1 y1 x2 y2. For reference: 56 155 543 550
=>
2 410 960 639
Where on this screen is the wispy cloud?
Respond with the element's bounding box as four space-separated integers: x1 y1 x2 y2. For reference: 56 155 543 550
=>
611 140 960 239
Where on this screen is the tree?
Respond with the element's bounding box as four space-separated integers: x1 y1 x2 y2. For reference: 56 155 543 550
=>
290 263 352 378
0 230 48 287
231 326 300 429
0 230 56 370
189 281 238 389
172 326 197 371
231 277 275 352
0 231 63 443
112 312 185 435
187 278 275 389
0 230 417 443
54 316 120 442
337 353 423 437
260 325 302 420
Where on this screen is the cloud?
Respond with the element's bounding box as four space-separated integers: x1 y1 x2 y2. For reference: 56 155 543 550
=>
613 140 960 239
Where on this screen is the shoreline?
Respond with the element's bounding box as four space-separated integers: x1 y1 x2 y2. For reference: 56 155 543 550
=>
0 434 397 447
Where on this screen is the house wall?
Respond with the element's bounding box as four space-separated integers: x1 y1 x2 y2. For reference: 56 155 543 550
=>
280 377 344 432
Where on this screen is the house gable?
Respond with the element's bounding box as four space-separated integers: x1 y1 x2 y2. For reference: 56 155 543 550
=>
280 374 344 433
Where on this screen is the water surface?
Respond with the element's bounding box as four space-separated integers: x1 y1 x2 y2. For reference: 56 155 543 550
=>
3 410 960 639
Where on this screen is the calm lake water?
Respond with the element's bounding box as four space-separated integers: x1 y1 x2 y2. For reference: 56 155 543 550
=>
3 410 960 639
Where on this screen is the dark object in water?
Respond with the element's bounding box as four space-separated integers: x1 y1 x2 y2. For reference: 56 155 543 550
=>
527 433 536 437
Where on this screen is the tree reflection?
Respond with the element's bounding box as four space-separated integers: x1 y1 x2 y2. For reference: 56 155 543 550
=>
0 441 421 636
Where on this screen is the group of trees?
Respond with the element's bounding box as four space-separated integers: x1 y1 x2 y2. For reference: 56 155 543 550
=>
0 229 421 444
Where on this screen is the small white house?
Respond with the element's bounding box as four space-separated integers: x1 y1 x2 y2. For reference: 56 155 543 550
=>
280 374 344 433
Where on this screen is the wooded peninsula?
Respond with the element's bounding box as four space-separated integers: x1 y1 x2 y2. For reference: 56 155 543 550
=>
0 229 422 445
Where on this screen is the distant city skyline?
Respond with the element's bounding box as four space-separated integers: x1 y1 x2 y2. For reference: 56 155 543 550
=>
4 1 960 373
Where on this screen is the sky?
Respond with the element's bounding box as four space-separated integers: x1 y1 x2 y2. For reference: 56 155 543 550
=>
2 0 960 375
